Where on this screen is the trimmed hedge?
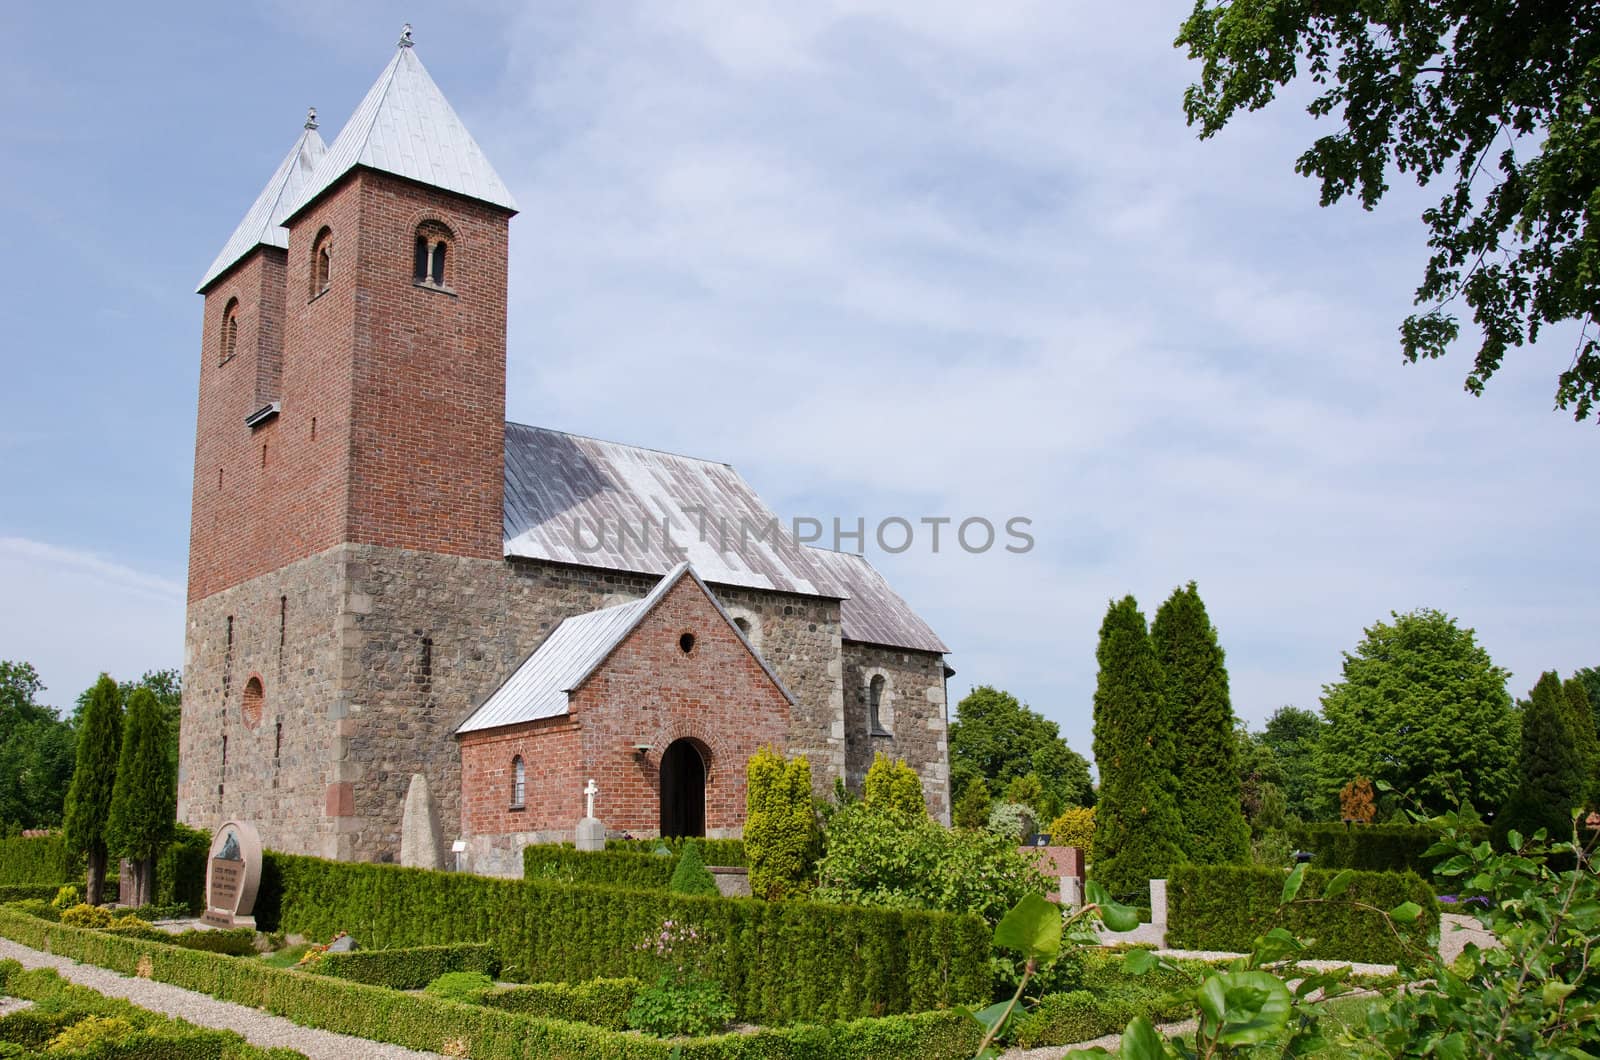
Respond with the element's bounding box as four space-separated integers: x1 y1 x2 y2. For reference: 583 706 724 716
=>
0 883 66 904
314 943 499 989
261 851 988 1025
154 824 211 913
1167 864 1438 964
524 847 677 889
481 978 641 1029
1287 822 1488 878
606 838 747 865
0 834 77 886
0 910 980 1059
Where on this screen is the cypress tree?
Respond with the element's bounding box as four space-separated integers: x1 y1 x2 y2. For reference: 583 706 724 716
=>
667 838 719 897
1561 677 1599 809
106 687 176 907
1092 596 1185 903
1502 671 1587 840
62 675 123 905
745 748 817 900
1152 582 1250 864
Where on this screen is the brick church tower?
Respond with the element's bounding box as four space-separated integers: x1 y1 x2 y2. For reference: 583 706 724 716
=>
180 30 520 860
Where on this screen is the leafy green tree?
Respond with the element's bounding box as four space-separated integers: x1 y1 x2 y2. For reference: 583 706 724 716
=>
1092 596 1185 902
862 752 925 817
949 686 1093 816
744 748 817 901
667 838 719 897
106 688 175 907
1176 0 1600 419
1560 677 1599 809
62 675 123 905
951 776 991 831
1152 582 1249 864
1315 609 1517 815
1501 672 1588 841
0 661 75 830
1259 706 1324 821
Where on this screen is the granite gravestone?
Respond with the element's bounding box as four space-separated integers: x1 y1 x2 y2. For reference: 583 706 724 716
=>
202 821 262 929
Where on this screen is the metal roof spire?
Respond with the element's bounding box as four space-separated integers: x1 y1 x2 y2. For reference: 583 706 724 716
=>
304 107 318 130
398 23 414 48
196 117 329 292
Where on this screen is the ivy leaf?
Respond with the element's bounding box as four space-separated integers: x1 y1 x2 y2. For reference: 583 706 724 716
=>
1321 869 1355 900
1281 863 1307 904
1389 901 1422 924
993 892 1062 963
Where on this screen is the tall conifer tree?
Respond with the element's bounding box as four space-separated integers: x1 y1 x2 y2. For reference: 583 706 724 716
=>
62 674 123 905
1092 596 1184 902
1561 677 1599 809
1152 582 1250 864
1502 671 1587 840
107 687 176 907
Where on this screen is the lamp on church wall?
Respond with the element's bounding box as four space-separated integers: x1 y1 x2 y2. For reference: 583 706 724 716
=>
632 743 653 761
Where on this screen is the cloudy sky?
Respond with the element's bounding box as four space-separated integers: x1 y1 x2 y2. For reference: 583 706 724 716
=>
1 3 1593 760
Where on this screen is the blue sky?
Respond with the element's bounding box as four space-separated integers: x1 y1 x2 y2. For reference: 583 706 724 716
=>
1 2 1594 762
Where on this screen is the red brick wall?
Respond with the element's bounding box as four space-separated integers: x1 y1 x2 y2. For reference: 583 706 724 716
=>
458 575 792 838
188 170 510 603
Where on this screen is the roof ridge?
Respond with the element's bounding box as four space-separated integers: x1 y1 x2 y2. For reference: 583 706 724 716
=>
505 419 736 469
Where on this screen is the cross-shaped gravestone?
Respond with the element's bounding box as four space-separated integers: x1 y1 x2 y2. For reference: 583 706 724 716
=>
584 778 599 819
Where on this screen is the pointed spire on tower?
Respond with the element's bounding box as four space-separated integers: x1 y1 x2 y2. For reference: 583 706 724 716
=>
196 117 329 292
282 33 517 220
398 23 414 48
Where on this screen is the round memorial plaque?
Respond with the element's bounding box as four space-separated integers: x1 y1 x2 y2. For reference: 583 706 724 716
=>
202 820 263 929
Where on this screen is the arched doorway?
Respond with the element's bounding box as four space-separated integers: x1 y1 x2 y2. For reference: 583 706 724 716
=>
659 739 706 837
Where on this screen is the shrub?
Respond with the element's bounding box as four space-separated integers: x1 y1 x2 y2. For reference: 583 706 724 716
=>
59 905 112 930
1166 864 1438 963
863 754 925 816
168 928 257 956
986 802 1034 842
524 846 677 890
423 971 496 1004
314 943 499 989
45 1014 137 1054
154 823 211 913
1048 807 1094 858
0 834 78 887
0 885 65 905
51 886 80 911
606 838 747 866
624 975 734 1038
1011 991 1111 1048
1287 821 1489 876
816 802 1048 926
667 840 718 898
480 978 641 1030
951 778 991 831
744 748 817 901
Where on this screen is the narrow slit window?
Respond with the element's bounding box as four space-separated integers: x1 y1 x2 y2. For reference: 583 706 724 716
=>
511 756 526 808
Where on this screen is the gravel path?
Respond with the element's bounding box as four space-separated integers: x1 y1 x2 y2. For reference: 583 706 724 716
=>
0 938 446 1060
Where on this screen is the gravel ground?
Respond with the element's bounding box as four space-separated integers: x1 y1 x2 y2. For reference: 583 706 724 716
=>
0 997 34 1017
0 938 445 1060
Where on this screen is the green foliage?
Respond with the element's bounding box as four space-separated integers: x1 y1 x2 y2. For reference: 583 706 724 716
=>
1257 706 1324 821
667 840 719 897
480 978 641 1030
45 1014 137 1053
605 837 746 865
1176 0 1600 418
423 971 496 1004
59 904 113 929
0 661 76 832
52 885 80 910
308 942 497 988
862 753 925 816
106 688 176 906
951 777 991 831
249 850 989 1024
984 802 1033 843
1502 671 1591 840
949 686 1093 821
1092 596 1185 904
166 928 257 956
743 748 818 901
0 833 78 886
154 823 210 914
0 911 980 1059
1315 609 1518 815
524 846 678 889
1166 863 1438 963
1152 582 1250 865
1562 677 1599 807
1576 667 1600 739
0 884 66 904
1288 821 1489 875
624 974 734 1038
816 801 1048 926
61 676 122 904
1047 807 1094 858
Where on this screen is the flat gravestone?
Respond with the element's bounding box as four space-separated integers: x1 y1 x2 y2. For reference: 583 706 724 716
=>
202 821 262 930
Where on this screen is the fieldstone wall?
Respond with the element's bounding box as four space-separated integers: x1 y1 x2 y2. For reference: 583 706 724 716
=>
841 642 952 823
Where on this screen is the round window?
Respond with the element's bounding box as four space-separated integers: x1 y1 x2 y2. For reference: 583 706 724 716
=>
678 632 696 655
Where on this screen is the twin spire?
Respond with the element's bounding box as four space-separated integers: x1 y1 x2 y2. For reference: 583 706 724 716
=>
197 27 517 293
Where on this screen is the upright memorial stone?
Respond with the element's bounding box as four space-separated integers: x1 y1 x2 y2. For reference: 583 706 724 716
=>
575 778 605 852
202 821 262 929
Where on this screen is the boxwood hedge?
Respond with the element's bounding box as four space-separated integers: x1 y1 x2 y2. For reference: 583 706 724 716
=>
0 835 77 886
480 978 641 1029
313 943 499 989
1166 864 1438 963
1286 822 1489 878
258 851 988 1024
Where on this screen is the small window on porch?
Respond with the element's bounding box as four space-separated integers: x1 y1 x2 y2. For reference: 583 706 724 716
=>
510 755 526 809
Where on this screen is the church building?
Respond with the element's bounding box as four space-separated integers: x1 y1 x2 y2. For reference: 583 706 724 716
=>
177 31 952 876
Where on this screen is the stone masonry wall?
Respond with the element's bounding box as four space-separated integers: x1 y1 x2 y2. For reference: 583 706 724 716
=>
841 642 952 824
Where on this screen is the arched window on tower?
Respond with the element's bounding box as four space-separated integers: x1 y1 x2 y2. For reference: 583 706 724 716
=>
310 227 333 300
868 675 888 736
412 221 454 290
510 755 526 808
221 299 239 363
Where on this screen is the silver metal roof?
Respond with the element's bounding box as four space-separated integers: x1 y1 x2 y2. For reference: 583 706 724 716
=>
455 563 795 735
283 42 517 221
503 423 846 599
196 123 327 292
806 548 950 654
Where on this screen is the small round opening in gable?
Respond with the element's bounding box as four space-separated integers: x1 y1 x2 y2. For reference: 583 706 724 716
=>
678 633 696 655
241 676 264 730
